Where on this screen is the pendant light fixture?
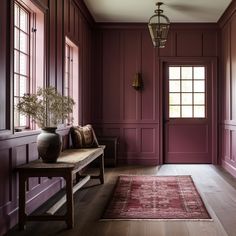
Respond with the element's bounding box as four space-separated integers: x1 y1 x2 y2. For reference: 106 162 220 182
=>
148 2 170 48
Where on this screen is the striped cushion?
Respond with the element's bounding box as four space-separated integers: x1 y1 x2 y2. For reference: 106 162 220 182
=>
71 124 99 148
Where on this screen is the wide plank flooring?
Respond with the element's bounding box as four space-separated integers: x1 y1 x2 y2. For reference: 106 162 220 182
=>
6 164 236 236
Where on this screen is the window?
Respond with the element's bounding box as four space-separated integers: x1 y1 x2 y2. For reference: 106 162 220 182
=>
14 2 30 127
168 66 206 118
64 37 79 125
14 0 45 130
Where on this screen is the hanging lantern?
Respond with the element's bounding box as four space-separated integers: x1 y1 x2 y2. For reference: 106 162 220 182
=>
148 2 170 48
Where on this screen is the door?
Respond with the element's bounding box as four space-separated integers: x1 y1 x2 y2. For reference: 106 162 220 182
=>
164 63 213 163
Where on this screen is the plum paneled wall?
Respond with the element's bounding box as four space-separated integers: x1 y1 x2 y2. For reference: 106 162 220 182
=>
0 0 94 235
93 28 159 165
219 1 236 178
92 23 219 165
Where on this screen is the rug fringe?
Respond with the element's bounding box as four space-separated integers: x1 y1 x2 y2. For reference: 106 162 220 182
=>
100 218 214 222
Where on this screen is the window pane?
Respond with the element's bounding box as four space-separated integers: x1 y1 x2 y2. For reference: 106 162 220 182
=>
14 98 20 126
14 4 19 27
169 106 180 118
169 67 180 79
20 114 27 126
14 50 19 73
181 81 192 92
194 81 205 92
182 67 192 80
182 106 192 117
14 28 19 49
194 67 205 80
20 8 28 32
169 93 180 105
194 93 205 104
182 93 192 105
194 106 205 117
20 76 27 96
19 53 28 75
14 74 19 96
20 31 28 53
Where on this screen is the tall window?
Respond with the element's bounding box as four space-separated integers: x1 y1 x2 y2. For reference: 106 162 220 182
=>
14 0 45 130
14 2 30 127
64 37 79 125
168 66 206 118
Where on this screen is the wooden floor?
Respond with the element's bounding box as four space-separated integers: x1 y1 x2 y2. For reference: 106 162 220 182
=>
6 164 236 236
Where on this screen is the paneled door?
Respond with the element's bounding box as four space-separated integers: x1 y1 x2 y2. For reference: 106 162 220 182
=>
164 63 213 163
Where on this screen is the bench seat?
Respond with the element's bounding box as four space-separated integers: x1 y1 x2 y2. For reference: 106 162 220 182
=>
58 146 104 169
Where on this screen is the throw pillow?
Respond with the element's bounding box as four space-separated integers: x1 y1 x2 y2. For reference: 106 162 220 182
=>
70 124 99 148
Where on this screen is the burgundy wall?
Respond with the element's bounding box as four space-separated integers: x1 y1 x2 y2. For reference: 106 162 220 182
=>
92 23 219 165
219 0 236 178
0 0 94 235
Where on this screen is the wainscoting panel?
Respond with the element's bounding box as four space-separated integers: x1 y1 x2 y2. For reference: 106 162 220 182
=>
96 124 159 165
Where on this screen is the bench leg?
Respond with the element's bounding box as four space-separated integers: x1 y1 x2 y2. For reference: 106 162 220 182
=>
65 171 74 229
18 174 27 230
99 154 105 184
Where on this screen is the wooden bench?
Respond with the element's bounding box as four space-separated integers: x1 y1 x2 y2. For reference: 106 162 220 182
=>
16 146 105 230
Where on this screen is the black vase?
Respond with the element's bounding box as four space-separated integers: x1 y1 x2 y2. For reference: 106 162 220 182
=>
37 127 62 163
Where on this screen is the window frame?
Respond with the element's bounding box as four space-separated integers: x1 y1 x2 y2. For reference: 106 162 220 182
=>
14 1 32 128
13 0 46 131
64 37 79 126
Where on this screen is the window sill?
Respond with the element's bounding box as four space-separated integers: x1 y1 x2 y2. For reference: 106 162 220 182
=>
0 126 72 141
0 129 41 141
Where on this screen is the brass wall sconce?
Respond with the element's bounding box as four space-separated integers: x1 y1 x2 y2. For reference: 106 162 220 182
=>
132 73 143 91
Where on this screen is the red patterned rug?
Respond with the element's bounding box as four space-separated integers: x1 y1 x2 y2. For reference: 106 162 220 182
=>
102 175 211 220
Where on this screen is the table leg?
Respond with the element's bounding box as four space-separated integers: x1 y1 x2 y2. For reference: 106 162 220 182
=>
65 171 74 228
18 174 27 230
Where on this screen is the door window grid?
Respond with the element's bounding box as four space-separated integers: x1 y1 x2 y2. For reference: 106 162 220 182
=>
168 66 206 118
14 3 30 127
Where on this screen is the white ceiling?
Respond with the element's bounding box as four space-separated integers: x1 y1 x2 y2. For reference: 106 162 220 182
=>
84 0 232 23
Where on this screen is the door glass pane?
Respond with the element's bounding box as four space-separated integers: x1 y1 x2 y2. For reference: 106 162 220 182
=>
169 67 180 79
194 93 205 104
182 106 192 117
182 93 192 105
169 81 180 92
194 81 205 92
194 67 205 80
169 106 180 118
182 67 192 79
182 81 192 92
194 106 205 117
169 93 180 105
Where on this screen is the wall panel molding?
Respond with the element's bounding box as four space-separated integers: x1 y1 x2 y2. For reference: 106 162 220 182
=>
220 0 236 177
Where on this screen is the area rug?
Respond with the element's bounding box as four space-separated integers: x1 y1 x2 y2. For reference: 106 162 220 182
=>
102 175 211 220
